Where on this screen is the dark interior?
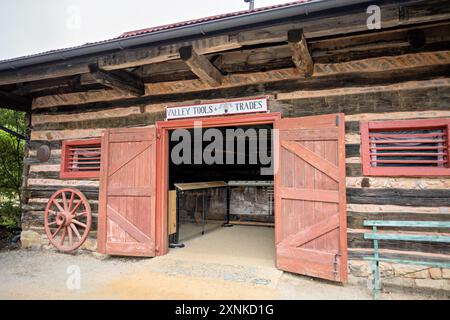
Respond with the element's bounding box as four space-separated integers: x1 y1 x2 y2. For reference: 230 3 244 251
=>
168 124 274 188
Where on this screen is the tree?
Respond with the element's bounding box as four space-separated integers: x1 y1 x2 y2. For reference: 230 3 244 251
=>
0 108 26 227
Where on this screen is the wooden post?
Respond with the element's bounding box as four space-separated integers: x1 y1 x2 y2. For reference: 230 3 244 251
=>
179 45 223 87
288 29 314 78
169 189 185 248
20 112 32 221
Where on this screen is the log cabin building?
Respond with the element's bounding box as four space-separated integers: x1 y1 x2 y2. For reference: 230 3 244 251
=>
1 0 450 292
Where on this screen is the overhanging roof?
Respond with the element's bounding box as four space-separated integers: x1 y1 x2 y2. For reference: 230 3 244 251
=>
0 0 373 72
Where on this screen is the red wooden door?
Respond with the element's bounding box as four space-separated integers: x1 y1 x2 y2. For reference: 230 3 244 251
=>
97 128 157 257
274 114 347 282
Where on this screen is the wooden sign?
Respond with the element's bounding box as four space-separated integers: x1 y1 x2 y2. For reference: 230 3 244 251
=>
166 97 268 120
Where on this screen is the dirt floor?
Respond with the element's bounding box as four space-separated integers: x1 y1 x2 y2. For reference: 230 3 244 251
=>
0 226 442 300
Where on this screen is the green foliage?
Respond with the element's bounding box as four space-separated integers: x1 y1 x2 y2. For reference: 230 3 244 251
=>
0 200 21 230
0 108 25 229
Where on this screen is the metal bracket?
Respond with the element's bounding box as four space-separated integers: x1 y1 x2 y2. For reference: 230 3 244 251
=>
0 125 26 140
333 254 339 277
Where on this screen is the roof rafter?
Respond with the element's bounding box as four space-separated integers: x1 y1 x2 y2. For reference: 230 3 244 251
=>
179 46 223 87
288 29 314 78
88 64 145 96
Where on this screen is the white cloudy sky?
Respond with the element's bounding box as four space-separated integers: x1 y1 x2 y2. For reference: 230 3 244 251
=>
0 0 291 60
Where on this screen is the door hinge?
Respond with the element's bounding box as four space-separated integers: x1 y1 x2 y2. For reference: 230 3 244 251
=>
333 254 339 277
335 115 340 127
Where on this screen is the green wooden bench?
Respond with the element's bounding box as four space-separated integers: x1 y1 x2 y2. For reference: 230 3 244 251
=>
363 220 450 300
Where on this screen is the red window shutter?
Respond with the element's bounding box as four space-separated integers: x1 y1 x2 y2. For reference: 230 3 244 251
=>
274 113 348 283
97 128 157 257
361 119 450 176
60 139 102 179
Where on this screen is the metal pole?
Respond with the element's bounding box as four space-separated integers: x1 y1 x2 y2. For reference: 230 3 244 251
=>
373 225 380 300
223 186 233 227
245 0 255 10
202 190 206 235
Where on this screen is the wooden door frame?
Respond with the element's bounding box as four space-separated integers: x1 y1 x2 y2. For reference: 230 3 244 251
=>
155 112 281 255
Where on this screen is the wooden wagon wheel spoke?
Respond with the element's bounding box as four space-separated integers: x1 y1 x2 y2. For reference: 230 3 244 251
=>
70 200 83 215
68 225 73 246
60 228 67 245
73 211 87 218
72 219 87 228
45 188 92 252
61 191 68 211
51 224 63 238
70 223 82 241
52 199 65 213
68 192 76 213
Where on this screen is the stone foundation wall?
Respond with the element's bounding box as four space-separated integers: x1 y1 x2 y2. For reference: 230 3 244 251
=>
20 230 97 252
348 260 450 293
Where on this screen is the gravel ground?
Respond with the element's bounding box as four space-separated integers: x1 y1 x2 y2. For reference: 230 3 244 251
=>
0 249 441 300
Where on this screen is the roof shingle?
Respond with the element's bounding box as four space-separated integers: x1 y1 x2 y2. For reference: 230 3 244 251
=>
118 1 311 39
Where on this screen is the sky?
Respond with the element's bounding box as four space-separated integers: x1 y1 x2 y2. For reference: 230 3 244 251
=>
0 0 292 61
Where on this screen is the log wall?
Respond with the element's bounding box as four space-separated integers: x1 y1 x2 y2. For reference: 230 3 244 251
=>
23 76 450 262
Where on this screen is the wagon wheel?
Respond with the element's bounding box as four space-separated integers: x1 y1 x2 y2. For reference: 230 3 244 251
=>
44 188 92 252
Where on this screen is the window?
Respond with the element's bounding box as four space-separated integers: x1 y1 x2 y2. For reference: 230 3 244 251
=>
361 119 450 176
60 139 102 179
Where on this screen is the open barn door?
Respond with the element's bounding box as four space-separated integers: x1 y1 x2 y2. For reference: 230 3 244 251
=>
274 114 348 282
97 128 157 257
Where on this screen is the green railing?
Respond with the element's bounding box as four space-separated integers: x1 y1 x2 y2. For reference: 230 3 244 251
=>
363 220 450 300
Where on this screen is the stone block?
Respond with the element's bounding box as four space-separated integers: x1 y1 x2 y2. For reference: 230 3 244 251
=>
348 260 371 277
393 264 429 279
81 238 97 251
429 268 442 280
414 279 450 291
20 230 42 250
382 276 416 289
380 263 394 277
92 252 109 260
442 269 450 279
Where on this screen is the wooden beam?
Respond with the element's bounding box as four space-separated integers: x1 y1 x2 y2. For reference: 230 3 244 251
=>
0 91 31 112
11 21 450 97
32 50 450 109
31 78 450 121
179 46 223 87
288 29 313 77
12 76 83 95
88 64 145 96
138 22 450 81
0 35 239 87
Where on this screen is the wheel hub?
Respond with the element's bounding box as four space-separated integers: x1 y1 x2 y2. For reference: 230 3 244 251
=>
56 211 72 227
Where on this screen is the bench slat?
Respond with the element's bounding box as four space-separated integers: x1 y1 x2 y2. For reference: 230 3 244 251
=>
363 257 450 269
364 233 450 243
364 220 450 228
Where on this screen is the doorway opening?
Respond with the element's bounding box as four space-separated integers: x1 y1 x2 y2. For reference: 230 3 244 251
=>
157 114 280 266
